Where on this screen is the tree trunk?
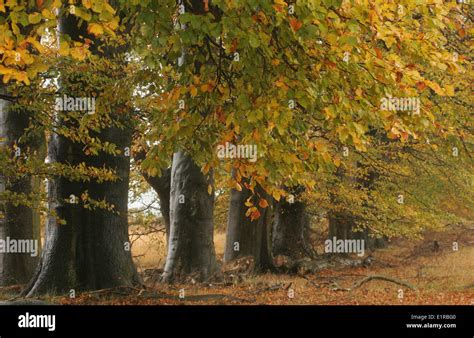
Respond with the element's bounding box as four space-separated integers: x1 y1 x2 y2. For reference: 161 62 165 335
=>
224 179 273 271
272 187 308 259
327 160 387 250
25 126 140 296
161 151 218 283
23 12 139 296
0 92 41 286
82 126 139 289
23 131 86 295
328 211 365 241
327 210 389 252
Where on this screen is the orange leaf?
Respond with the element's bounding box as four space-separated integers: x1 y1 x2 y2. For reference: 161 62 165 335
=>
395 71 403 83
416 81 426 91
230 39 238 53
258 198 269 208
324 59 336 68
290 18 302 32
250 209 261 221
374 47 382 59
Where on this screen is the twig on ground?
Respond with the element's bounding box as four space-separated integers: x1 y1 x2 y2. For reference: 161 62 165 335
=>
83 286 143 297
301 275 321 288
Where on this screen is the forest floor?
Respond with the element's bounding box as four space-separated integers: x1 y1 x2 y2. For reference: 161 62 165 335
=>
1 223 473 305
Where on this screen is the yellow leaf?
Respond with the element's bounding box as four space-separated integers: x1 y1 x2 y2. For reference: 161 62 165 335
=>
15 71 30 85
272 189 282 201
314 140 327 152
444 84 455 96
26 37 45 53
28 13 42 24
322 152 332 162
58 40 70 56
87 23 104 36
245 206 256 217
190 85 197 97
41 8 55 20
70 47 87 61
104 17 119 32
235 182 242 191
11 23 20 35
0 65 13 75
425 80 445 96
148 167 158 177
104 2 116 14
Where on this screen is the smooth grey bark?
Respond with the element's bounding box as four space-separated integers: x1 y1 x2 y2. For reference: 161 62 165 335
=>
24 12 139 296
161 152 218 283
224 180 273 271
0 91 41 286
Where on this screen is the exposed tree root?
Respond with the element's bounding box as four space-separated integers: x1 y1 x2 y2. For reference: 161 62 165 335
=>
331 275 416 291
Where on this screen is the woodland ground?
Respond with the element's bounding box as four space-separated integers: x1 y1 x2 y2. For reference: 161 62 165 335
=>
0 223 473 305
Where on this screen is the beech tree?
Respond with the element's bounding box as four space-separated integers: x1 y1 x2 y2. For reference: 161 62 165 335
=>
0 7 44 286
23 7 139 295
0 91 42 286
0 0 471 287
